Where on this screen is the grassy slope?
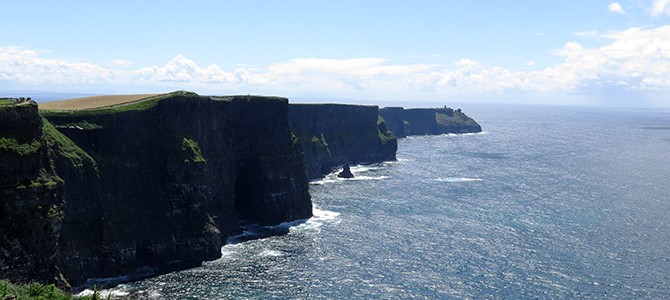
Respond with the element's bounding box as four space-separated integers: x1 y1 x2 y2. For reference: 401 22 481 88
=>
0 280 101 300
40 91 199 117
42 118 97 172
39 94 162 111
377 115 396 144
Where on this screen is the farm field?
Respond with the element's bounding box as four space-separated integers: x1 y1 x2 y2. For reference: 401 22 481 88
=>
39 94 163 111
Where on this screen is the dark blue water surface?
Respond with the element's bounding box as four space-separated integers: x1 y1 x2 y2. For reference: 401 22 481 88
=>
96 104 670 299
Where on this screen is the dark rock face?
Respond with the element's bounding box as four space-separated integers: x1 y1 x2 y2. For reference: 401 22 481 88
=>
289 104 397 180
0 94 312 289
1 95 482 289
379 107 482 137
337 163 354 178
0 102 65 286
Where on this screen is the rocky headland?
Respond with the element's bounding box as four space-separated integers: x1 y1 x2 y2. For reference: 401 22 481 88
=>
0 93 481 290
379 106 481 137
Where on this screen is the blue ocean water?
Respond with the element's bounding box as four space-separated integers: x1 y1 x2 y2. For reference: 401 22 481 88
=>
97 104 670 299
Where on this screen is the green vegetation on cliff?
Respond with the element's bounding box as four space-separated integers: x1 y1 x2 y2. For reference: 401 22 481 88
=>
181 137 206 163
42 118 97 172
0 138 41 156
40 91 200 117
377 116 396 144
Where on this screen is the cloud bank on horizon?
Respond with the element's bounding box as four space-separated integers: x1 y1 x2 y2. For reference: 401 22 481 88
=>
2 1 670 107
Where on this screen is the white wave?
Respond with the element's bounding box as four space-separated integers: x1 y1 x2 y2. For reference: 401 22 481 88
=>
349 164 383 173
344 175 389 181
439 131 487 137
76 285 131 298
290 206 341 233
435 177 482 182
258 249 286 257
310 161 394 185
312 207 340 220
309 177 338 185
309 170 340 185
226 206 340 244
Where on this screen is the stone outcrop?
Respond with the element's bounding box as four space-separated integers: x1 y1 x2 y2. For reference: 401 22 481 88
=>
337 163 354 179
0 93 312 289
379 107 481 137
289 104 397 180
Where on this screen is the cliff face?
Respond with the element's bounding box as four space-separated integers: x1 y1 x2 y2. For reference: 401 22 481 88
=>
289 104 397 180
0 93 312 289
1 94 482 289
0 102 65 285
379 107 482 137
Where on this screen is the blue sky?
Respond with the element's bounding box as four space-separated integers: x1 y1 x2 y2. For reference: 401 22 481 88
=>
2 1 670 107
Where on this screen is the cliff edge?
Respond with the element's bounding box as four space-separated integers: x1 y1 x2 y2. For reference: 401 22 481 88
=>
379 106 481 137
1 92 312 289
0 94 482 290
289 104 397 180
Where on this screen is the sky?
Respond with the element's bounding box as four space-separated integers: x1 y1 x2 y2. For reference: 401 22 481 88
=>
2 0 670 107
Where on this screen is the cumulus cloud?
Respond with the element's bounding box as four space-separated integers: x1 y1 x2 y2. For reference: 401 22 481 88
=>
652 0 670 15
2 26 670 106
608 2 625 14
0 45 113 85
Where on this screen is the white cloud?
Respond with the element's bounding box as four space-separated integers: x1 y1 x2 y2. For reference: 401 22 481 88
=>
0 45 113 85
3 26 670 106
608 2 625 14
652 0 670 15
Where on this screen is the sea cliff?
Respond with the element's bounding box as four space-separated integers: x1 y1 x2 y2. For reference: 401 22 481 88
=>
379 107 481 137
289 104 397 180
0 101 66 285
0 94 481 290
1 93 312 289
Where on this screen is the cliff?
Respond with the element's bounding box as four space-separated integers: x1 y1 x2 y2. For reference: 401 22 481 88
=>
1 94 482 289
379 107 481 137
0 101 66 285
0 92 312 289
288 104 397 180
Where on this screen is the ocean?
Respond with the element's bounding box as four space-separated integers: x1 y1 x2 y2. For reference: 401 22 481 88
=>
90 104 670 299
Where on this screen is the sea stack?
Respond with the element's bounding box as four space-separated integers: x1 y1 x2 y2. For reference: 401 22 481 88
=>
338 163 354 178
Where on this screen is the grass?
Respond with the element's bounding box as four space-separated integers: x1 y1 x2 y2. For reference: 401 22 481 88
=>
181 137 206 163
40 91 200 117
42 118 97 172
0 280 103 300
0 98 14 105
377 116 396 144
25 168 64 189
0 137 42 156
39 94 162 111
